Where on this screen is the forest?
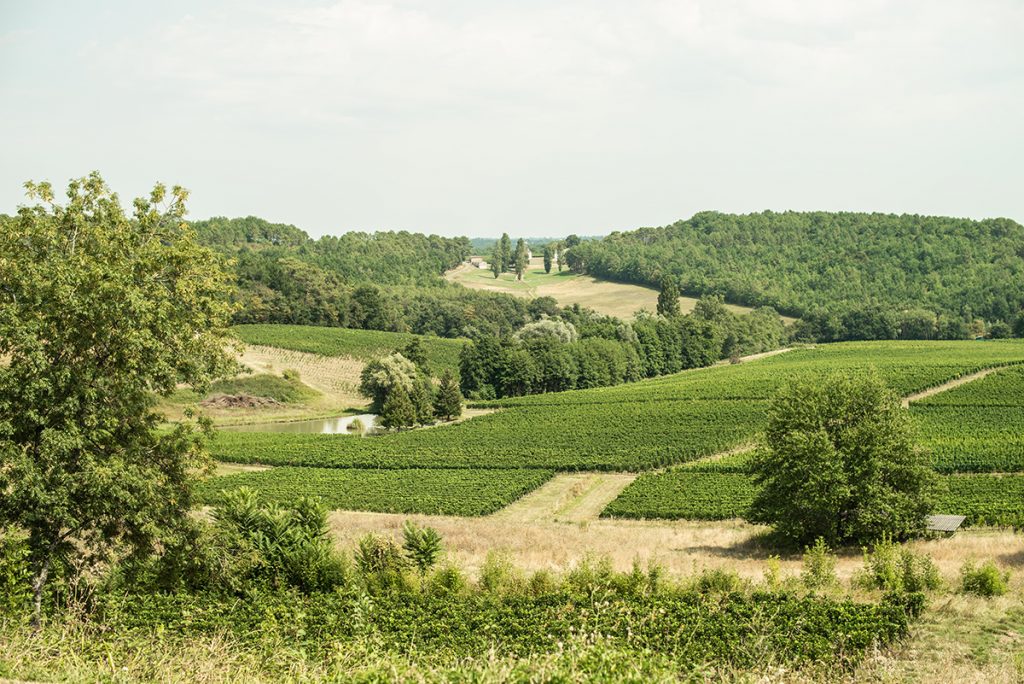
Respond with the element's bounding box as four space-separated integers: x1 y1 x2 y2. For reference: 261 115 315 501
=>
564 210 1024 336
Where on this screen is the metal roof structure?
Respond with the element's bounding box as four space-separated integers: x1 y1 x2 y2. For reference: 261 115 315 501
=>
925 514 966 533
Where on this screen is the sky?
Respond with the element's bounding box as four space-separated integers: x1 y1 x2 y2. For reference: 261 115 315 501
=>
1 1 1022 238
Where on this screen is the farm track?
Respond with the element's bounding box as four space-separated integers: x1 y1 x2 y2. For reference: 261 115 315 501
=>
902 367 1002 407
493 472 638 524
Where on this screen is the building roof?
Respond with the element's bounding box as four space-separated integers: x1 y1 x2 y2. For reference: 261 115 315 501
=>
925 514 966 533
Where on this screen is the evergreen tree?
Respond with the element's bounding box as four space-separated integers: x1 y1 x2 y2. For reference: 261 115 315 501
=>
401 337 430 373
543 245 553 274
556 242 564 272
514 238 529 281
411 374 435 425
489 244 501 278
433 369 464 420
657 278 681 317
499 233 512 272
380 384 416 430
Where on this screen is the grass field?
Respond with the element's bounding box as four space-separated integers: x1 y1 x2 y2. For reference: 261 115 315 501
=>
446 256 783 321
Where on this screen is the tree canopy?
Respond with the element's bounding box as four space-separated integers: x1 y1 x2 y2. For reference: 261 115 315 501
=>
747 373 936 547
0 173 237 622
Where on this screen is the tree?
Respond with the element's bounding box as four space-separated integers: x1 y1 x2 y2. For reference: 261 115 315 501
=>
490 245 501 279
988 320 1013 339
656 278 681 318
556 242 564 272
747 373 936 547
543 245 553 274
433 369 463 420
514 238 529 281
499 233 512 272
379 384 416 430
401 337 430 373
0 173 237 624
1014 312 1024 338
359 352 417 412
410 374 435 425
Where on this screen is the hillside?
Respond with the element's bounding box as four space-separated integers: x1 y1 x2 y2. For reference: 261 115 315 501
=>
566 211 1024 323
446 256 785 321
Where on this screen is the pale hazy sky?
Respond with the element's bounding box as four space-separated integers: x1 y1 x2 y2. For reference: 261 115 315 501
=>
2 1 1022 238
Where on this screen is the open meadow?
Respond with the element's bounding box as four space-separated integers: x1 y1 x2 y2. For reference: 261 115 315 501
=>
446 256 786 321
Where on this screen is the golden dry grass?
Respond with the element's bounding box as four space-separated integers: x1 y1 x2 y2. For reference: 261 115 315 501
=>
446 257 789 321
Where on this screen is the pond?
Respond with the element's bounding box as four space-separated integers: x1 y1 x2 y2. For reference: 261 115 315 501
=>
222 413 379 434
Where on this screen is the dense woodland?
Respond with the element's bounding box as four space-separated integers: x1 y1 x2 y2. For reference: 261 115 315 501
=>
564 211 1024 338
190 216 534 337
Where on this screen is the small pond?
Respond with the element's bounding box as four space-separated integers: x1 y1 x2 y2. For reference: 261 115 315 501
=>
222 413 379 434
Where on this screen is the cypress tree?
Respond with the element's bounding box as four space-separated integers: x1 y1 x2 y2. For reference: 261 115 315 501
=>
657 278 681 318
514 238 529 281
433 369 464 420
380 384 416 430
543 245 553 274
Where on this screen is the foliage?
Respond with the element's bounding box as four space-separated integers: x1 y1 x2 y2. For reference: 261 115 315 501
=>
513 318 579 344
0 527 32 615
566 210 1024 326
853 538 941 593
748 373 936 546
433 369 463 420
800 538 838 590
656 277 681 317
359 352 417 412
197 467 555 516
932 474 1024 527
380 384 417 430
0 173 237 622
199 372 319 404
209 488 345 593
402 523 443 578
959 560 1010 597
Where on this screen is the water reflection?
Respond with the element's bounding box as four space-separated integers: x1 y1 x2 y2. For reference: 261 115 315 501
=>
223 413 378 434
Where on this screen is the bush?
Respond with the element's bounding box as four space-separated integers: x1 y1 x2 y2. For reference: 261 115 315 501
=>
402 522 443 578
479 551 523 595
854 538 941 594
694 568 745 594
801 538 838 590
960 560 1009 597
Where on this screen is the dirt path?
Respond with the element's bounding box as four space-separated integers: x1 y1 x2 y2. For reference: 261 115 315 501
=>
493 472 638 524
902 367 1001 407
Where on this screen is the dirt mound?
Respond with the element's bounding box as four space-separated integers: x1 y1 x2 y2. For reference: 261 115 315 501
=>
201 393 282 409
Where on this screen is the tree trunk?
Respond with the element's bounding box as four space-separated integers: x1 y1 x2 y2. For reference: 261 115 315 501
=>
31 555 52 629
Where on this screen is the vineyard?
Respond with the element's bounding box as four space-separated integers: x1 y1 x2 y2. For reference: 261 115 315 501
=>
205 337 1024 524
232 324 464 375
911 366 1024 473
197 467 553 516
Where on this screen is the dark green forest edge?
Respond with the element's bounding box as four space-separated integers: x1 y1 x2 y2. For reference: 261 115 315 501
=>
566 210 1024 340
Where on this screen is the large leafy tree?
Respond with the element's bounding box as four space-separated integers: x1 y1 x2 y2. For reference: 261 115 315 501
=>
748 373 936 546
0 173 237 623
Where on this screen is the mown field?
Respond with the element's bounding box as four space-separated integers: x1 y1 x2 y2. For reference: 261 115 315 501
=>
605 362 1024 525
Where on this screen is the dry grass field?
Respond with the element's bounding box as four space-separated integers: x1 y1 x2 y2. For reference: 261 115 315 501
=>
446 256 794 322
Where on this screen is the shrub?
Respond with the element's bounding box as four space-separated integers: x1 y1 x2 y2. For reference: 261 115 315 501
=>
426 564 468 597
960 560 1009 597
854 538 941 593
402 522 443 578
694 568 745 594
801 538 838 590
479 551 523 595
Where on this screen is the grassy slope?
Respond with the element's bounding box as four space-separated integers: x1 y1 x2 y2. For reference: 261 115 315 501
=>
446 256 788 321
232 324 464 376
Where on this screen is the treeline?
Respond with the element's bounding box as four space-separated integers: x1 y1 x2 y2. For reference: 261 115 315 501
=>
565 210 1024 334
459 297 787 399
190 216 537 337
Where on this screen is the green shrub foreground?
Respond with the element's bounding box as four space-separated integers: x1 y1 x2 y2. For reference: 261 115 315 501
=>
0 493 922 682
